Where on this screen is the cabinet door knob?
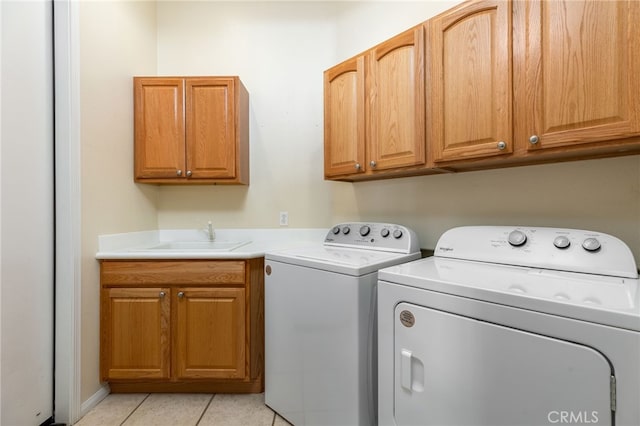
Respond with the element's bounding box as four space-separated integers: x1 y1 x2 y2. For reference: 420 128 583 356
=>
186 170 192 177
355 163 362 170
497 141 507 150
529 135 539 145
176 170 183 176
159 291 166 298
177 291 185 298
370 161 377 168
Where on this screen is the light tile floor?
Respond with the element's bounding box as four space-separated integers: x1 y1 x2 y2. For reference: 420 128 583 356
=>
74 393 292 426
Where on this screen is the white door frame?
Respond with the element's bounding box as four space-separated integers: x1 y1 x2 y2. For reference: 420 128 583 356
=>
53 0 82 423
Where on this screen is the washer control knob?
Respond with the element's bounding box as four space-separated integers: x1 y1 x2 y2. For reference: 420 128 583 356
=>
359 225 371 237
332 226 340 235
553 236 571 249
582 237 601 252
393 229 403 239
380 228 390 238
508 230 527 247
342 226 350 235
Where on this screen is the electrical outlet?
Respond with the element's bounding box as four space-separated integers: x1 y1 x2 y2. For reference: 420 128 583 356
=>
279 211 289 226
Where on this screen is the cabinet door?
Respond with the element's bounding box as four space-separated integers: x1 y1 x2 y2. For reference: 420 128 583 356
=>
514 0 640 152
175 287 246 380
185 78 237 179
429 0 512 162
368 25 426 171
134 78 185 179
324 56 366 177
101 287 171 380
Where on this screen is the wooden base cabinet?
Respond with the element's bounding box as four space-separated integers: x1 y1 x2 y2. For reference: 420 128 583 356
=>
100 259 264 393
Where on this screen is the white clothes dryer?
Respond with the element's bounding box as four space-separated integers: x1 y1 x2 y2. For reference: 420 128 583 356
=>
378 226 640 426
265 223 420 426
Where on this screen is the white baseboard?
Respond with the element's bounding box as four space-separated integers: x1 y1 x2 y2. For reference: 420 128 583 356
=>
79 384 110 419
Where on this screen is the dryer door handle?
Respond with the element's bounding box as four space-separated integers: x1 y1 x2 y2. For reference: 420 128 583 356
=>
401 349 413 391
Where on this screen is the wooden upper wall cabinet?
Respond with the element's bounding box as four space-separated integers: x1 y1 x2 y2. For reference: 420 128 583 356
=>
324 25 427 180
368 25 426 173
134 77 249 185
324 56 366 177
513 0 640 155
326 0 640 179
428 0 513 164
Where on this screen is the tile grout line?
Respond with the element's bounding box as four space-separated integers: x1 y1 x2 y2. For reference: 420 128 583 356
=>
195 394 216 426
119 393 151 426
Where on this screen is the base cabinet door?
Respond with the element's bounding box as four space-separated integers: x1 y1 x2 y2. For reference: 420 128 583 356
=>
175 287 246 380
100 259 264 393
101 287 171 380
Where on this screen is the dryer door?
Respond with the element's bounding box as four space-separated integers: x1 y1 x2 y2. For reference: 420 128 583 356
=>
394 302 613 426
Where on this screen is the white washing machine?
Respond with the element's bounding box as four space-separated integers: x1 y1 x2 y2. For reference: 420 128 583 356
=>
378 226 640 426
265 222 421 426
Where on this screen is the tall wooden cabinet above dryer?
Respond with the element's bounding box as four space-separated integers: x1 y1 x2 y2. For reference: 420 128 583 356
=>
134 76 249 185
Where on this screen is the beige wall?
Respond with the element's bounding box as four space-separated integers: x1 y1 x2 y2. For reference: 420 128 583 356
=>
78 0 640 407
79 1 159 402
155 1 338 230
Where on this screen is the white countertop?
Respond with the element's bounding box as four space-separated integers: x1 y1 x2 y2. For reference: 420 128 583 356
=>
96 228 329 260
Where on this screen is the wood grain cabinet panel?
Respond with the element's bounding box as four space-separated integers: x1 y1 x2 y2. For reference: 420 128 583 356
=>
513 0 640 155
100 259 264 393
428 0 512 163
368 25 426 172
134 79 185 179
134 76 249 185
324 25 429 180
175 287 246 380
101 287 171 380
324 56 366 177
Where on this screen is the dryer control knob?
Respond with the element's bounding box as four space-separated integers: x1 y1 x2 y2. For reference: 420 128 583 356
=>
380 228 390 238
393 229 403 239
508 230 527 247
332 226 340 235
582 237 601 252
342 226 350 235
553 236 571 249
359 225 371 237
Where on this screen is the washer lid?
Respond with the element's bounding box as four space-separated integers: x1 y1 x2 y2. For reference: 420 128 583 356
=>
266 245 420 276
379 257 640 331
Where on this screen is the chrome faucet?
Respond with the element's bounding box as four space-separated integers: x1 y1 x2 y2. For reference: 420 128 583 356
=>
207 221 215 241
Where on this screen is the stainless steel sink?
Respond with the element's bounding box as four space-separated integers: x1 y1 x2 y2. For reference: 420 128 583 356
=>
138 241 251 252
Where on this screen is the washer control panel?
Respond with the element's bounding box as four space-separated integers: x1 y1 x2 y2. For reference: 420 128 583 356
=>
435 226 638 279
324 222 419 254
